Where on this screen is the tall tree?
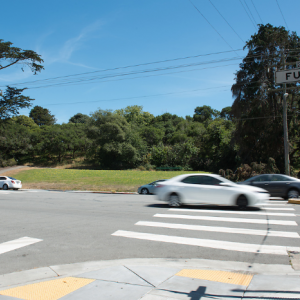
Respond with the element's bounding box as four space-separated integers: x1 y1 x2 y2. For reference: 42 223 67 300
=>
0 39 44 120
231 24 300 170
0 39 43 73
29 106 56 126
0 87 33 121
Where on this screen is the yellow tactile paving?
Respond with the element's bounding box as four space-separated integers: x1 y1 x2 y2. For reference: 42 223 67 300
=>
176 269 253 286
0 277 95 300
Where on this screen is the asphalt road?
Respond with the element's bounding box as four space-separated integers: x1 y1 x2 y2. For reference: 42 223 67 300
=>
0 190 299 275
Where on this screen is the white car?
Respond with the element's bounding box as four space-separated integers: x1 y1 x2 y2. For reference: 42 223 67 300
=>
155 174 269 208
0 176 22 190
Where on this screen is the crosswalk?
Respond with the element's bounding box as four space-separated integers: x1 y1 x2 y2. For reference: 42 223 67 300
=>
112 201 300 257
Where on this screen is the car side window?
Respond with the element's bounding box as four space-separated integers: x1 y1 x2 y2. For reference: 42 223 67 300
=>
198 176 222 185
0 177 6 180
253 175 270 182
270 175 293 182
181 176 200 184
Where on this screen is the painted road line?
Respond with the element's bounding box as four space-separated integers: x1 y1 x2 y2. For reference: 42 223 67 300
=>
262 207 294 211
112 230 300 255
154 214 298 226
136 221 300 238
169 208 295 217
0 237 42 255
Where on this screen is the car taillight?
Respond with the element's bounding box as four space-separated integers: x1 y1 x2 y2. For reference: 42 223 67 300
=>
11 180 15 184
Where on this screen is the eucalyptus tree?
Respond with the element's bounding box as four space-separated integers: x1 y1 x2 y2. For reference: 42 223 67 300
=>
231 24 300 170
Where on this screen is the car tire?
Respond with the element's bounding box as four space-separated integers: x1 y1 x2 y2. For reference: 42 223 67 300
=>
287 189 299 199
141 188 149 195
236 195 248 209
168 193 181 207
3 184 8 190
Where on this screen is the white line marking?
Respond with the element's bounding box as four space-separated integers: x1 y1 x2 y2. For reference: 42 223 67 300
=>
262 204 287 206
112 230 300 255
0 237 42 255
262 207 294 211
136 221 300 238
154 214 298 226
169 208 295 217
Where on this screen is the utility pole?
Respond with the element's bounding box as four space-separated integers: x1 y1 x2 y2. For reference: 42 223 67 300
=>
282 50 290 176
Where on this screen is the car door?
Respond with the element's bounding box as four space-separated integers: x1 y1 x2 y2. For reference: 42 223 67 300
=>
180 175 206 203
252 175 272 194
269 175 294 197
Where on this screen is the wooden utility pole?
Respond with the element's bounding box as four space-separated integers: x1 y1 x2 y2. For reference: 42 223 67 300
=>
282 51 290 176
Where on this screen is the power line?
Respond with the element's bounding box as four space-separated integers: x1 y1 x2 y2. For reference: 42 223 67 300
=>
243 0 257 25
208 0 244 43
42 79 279 106
239 0 256 30
275 0 289 30
250 0 263 24
188 0 241 57
16 52 278 90
0 49 243 88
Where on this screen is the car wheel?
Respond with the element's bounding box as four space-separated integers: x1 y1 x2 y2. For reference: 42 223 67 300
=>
236 195 248 209
141 188 149 195
168 193 181 207
287 189 299 199
3 184 8 190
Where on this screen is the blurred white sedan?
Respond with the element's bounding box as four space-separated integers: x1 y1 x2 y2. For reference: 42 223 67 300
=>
155 174 269 208
0 176 22 190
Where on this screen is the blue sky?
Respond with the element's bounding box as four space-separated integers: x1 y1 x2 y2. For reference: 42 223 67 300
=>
1 0 299 123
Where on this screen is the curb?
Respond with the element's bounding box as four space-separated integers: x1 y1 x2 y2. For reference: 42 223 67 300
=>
288 198 300 204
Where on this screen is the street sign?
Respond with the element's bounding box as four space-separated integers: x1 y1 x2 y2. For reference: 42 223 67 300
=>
276 69 300 84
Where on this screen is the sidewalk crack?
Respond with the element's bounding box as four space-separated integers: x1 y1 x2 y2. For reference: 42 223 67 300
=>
124 265 155 287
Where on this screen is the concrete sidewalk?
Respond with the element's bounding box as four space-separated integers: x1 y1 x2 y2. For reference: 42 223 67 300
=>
0 258 300 299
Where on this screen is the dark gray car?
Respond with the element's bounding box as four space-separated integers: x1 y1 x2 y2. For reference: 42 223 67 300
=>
240 174 300 199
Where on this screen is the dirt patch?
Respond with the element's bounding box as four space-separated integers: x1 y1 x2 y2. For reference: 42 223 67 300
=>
1 167 40 177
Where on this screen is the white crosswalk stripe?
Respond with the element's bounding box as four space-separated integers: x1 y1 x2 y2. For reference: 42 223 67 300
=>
0 237 42 255
169 208 296 217
112 230 300 255
112 204 299 257
135 221 300 238
154 213 298 226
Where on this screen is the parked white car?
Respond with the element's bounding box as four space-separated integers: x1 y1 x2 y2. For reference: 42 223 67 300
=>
155 174 269 208
0 176 22 190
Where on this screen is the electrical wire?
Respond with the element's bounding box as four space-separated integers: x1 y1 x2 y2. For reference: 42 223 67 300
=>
208 0 244 43
250 0 263 24
239 0 256 29
188 0 241 57
2 52 283 90
275 0 289 30
0 49 244 88
243 0 257 25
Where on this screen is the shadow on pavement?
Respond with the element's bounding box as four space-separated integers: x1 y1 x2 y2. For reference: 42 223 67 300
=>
146 203 262 211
